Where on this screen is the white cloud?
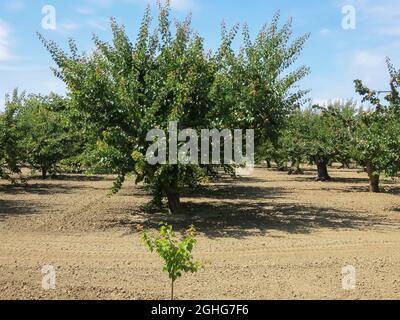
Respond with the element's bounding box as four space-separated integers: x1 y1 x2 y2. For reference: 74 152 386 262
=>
330 0 400 97
353 50 384 69
86 0 114 6
169 0 199 11
77 6 95 15
86 0 199 12
377 25 400 36
350 50 391 90
0 20 13 61
337 0 400 36
319 28 331 36
87 18 109 31
59 21 81 31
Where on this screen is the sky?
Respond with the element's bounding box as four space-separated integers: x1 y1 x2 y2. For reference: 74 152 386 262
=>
1 0 400 110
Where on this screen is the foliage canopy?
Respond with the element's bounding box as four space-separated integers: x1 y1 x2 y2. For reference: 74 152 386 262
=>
39 4 309 213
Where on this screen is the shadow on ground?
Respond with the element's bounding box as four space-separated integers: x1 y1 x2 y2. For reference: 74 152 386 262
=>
0 175 112 222
0 199 40 222
183 184 287 201
342 185 400 195
0 174 113 196
25 174 115 182
293 176 370 184
0 182 84 196
293 174 400 194
123 182 383 239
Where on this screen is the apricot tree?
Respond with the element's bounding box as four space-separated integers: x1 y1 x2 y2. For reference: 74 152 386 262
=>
40 4 309 213
353 59 400 192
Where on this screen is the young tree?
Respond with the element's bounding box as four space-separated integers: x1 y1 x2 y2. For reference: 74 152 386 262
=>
39 4 309 213
140 223 202 300
353 58 400 193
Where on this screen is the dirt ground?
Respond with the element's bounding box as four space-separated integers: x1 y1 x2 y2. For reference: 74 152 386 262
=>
1 167 400 300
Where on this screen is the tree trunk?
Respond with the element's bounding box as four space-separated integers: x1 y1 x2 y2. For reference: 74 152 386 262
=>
314 157 331 181
165 187 181 215
296 159 301 171
366 163 380 193
341 161 350 169
41 167 47 180
171 279 174 300
266 160 272 169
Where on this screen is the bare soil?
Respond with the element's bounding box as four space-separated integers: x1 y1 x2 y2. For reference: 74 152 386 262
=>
1 167 400 300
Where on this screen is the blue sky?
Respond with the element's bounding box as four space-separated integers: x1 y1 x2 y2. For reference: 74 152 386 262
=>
1 0 399 110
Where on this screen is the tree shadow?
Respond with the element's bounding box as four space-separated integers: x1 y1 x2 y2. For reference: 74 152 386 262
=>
293 176 369 184
294 173 400 187
386 187 400 195
342 185 400 194
330 177 370 184
207 174 274 185
0 182 86 196
27 174 113 182
0 199 40 222
124 183 382 239
182 185 288 200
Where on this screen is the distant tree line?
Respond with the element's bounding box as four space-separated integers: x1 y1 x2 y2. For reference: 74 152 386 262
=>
266 58 400 193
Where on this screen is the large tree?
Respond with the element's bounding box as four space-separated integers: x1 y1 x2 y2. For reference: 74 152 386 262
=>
40 4 309 214
353 59 400 193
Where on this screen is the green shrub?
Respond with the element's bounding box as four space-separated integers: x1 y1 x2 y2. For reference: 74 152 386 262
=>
140 223 203 300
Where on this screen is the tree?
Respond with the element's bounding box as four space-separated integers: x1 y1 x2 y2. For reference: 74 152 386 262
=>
277 109 310 173
353 58 400 193
277 101 357 181
40 4 309 214
210 13 310 160
17 93 79 179
0 89 24 182
140 223 202 300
